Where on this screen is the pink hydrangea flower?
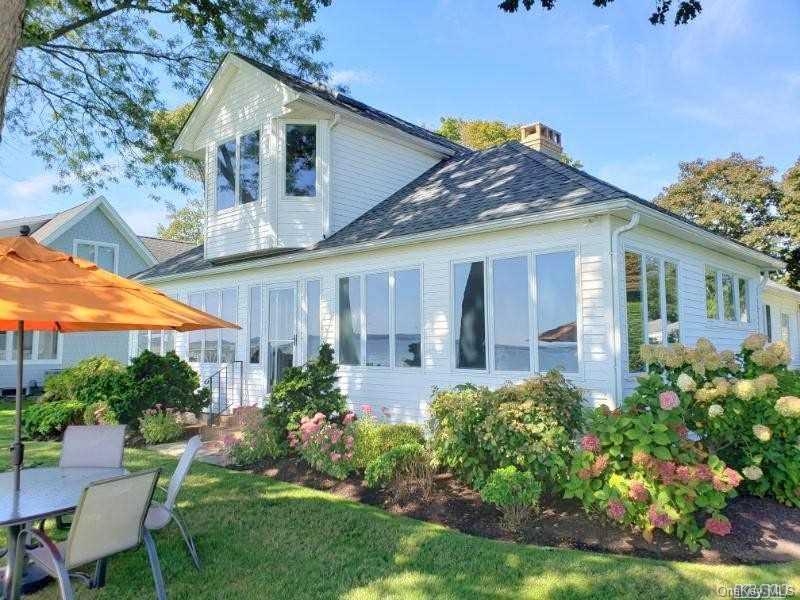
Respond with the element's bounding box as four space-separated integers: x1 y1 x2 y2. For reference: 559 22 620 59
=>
648 505 673 530
657 461 677 484
329 428 343 445
344 436 354 449
695 464 713 481
705 516 732 536
675 465 693 485
628 482 650 503
592 454 609 476
342 412 356 425
580 434 601 453
723 467 743 489
607 500 626 521
712 476 732 492
361 404 373 416
330 452 341 463
659 391 680 411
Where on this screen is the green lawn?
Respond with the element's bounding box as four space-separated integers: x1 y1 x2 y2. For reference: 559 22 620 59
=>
2 400 799 600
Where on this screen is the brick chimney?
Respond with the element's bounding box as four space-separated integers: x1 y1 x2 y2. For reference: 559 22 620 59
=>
520 122 563 158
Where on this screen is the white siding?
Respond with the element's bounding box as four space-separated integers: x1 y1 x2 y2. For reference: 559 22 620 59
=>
763 285 800 368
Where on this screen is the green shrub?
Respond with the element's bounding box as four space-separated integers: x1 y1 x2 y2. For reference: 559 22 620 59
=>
428 372 584 489
364 442 434 500
42 356 131 408
82 401 117 425
264 343 346 432
228 415 286 466
22 401 85 439
480 466 543 532
353 408 425 469
290 411 356 479
139 406 184 445
125 351 210 424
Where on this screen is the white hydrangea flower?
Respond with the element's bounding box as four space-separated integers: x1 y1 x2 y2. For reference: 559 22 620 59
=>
708 404 724 418
742 465 763 481
677 373 697 393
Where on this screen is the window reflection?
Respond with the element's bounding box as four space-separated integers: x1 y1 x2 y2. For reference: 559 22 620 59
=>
216 140 236 210
306 280 321 361
239 131 260 204
395 269 421 368
625 252 644 371
286 124 316 196
366 273 390 367
665 262 680 343
454 261 486 370
536 252 578 372
721 274 735 321
493 256 530 371
338 276 361 365
705 268 718 319
646 256 662 345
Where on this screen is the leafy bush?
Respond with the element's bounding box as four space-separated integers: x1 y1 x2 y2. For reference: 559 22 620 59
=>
228 415 286 466
42 356 131 408
125 351 210 424
289 411 356 479
480 466 543 532
352 406 425 469
22 401 85 439
139 406 185 445
264 343 346 433
364 442 434 501
82 401 117 425
640 335 800 508
428 372 584 489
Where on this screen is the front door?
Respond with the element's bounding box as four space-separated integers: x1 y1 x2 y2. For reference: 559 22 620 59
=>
267 286 297 391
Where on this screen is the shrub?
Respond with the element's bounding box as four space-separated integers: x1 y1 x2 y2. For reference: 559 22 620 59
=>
364 442 434 501
639 335 800 508
480 466 543 532
22 401 85 439
228 415 286 466
352 406 425 469
139 406 185 445
82 401 117 425
428 372 584 489
289 411 356 479
264 343 346 433
42 356 131 408
125 351 210 424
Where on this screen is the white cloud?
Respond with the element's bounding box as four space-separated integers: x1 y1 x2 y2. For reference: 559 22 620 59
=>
329 69 374 89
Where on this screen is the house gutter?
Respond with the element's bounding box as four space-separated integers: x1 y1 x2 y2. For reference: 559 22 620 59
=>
610 213 640 407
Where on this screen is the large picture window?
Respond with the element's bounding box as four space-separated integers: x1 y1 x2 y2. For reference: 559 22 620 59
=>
285 124 316 196
186 289 238 364
366 273 390 367
625 251 680 371
492 256 530 371
249 286 262 364
216 130 260 211
536 251 578 373
306 280 321 361
338 276 361 366
454 261 486 370
705 267 750 323
395 269 421 368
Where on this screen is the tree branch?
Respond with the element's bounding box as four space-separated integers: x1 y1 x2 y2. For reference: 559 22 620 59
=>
21 2 135 48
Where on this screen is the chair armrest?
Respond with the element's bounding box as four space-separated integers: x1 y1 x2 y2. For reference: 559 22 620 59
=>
19 528 69 576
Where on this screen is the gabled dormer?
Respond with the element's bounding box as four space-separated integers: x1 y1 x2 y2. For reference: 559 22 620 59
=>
174 53 465 261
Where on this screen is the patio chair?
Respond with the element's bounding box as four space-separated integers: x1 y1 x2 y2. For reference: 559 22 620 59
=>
60 425 127 468
145 435 202 570
14 469 166 600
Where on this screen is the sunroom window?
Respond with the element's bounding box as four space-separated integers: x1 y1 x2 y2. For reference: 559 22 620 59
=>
705 267 750 323
216 130 260 210
186 289 237 363
285 124 316 197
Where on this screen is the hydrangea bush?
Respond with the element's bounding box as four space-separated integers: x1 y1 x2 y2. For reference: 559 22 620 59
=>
641 335 800 508
289 411 357 479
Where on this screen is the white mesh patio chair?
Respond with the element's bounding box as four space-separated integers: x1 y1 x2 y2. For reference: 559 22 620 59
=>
60 425 127 468
145 435 202 570
14 469 166 600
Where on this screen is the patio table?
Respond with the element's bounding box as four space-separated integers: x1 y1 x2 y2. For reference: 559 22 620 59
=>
1 467 126 600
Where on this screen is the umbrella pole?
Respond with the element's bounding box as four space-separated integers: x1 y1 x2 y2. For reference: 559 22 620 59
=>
12 320 24 491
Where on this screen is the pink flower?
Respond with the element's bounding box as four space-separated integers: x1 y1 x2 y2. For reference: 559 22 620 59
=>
628 482 650 503
607 500 626 521
648 505 673 530
580 434 601 453
344 436 354 449
695 464 713 481
705 516 732 536
632 451 653 469
712 476 731 492
344 451 353 460
659 391 680 411
674 424 689 440
330 452 341 463
329 429 343 445
361 404 373 416
592 454 609 476
723 467 743 489
676 465 693 485
313 412 326 423
342 412 356 425
657 461 677 484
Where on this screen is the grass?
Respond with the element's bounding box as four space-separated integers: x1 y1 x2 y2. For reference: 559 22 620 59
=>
2 400 799 599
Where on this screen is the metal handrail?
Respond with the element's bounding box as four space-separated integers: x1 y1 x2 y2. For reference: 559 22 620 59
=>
204 360 244 427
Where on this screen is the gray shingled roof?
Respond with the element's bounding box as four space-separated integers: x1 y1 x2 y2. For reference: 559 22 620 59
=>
138 236 198 263
232 53 468 155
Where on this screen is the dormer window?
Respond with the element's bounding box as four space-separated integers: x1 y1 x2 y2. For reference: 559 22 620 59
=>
216 130 260 211
285 124 316 197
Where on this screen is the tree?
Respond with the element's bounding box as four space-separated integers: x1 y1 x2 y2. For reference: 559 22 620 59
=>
438 116 583 168
3 0 332 196
157 197 205 244
655 154 800 289
498 0 703 26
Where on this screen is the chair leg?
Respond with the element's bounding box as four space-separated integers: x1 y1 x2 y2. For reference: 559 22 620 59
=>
143 529 167 600
171 510 201 570
91 558 108 589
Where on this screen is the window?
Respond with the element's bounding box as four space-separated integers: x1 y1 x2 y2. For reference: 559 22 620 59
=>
338 276 361 365
268 288 296 389
721 274 736 321
492 256 530 371
366 273 390 367
187 292 203 362
37 331 58 360
0 332 6 361
625 251 680 371
204 291 220 363
536 251 578 373
705 267 718 319
216 130 260 210
75 241 116 273
11 331 33 361
0 330 60 363
285 124 316 196
453 261 486 370
249 286 262 364
395 269 421 368
781 313 791 346
306 280 321 361
134 329 176 357
765 304 773 342
706 267 750 322
186 289 237 364
738 278 749 323
221 289 237 363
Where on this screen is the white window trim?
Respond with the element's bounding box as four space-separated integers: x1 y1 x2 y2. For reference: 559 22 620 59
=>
704 266 752 325
622 246 683 374
0 331 63 365
335 265 424 371
185 287 239 365
73 239 119 274
247 284 264 365
264 281 298 392
450 245 583 377
214 129 263 213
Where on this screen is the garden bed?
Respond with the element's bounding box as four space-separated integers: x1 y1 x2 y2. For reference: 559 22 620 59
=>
251 457 800 565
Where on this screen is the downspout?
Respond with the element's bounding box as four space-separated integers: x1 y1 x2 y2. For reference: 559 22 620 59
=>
610 213 640 407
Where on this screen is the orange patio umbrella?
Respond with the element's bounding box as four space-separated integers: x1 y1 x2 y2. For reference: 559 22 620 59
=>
0 229 239 489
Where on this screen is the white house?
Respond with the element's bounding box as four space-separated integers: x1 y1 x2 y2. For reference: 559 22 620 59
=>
0 197 196 394
132 53 793 422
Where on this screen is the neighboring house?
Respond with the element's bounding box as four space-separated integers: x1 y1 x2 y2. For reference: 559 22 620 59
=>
132 53 789 422
763 281 800 370
0 197 196 394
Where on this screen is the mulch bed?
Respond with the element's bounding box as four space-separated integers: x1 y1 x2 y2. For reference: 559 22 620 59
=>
248 457 800 565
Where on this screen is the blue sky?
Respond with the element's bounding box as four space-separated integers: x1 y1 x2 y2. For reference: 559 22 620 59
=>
1 0 798 235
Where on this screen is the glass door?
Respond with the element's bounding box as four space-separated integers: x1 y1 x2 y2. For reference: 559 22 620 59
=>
267 286 297 391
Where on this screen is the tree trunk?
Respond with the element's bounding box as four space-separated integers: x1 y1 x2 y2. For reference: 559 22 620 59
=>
0 0 25 141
